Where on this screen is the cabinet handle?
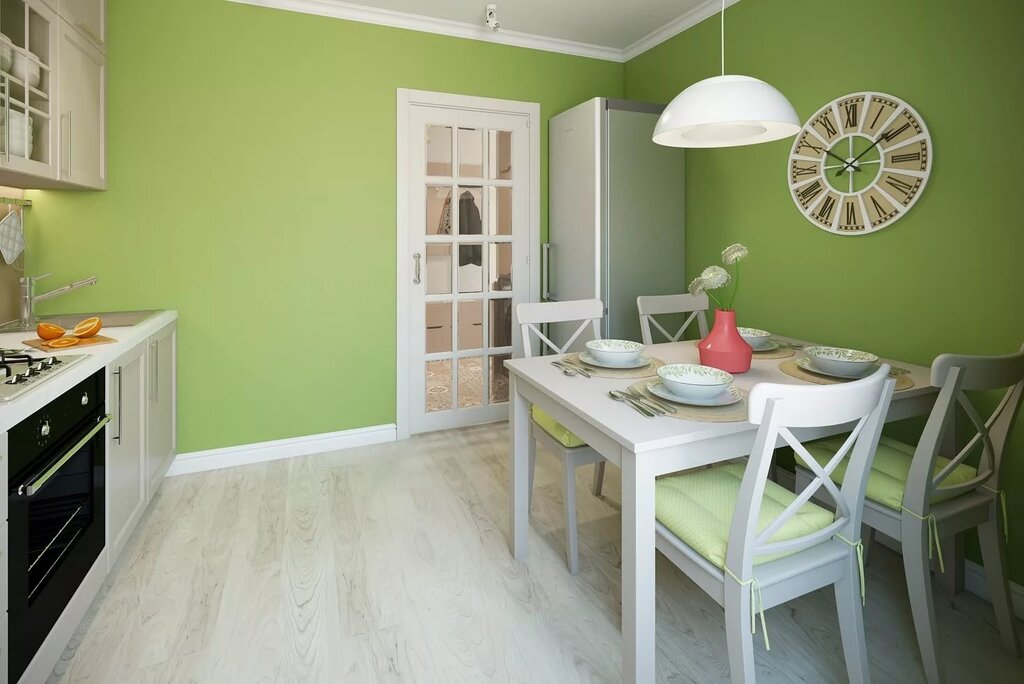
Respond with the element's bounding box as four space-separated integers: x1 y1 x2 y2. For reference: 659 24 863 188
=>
413 252 421 285
149 341 159 401
113 367 123 444
67 109 73 179
2 78 9 162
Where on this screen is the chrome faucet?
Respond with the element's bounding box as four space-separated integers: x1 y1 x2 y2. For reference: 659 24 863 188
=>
19 274 98 327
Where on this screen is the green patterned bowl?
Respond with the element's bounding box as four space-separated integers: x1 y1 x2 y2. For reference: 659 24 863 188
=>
805 346 879 377
657 363 734 400
738 327 772 350
585 339 645 364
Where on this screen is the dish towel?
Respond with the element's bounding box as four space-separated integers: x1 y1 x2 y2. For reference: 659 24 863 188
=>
0 209 24 264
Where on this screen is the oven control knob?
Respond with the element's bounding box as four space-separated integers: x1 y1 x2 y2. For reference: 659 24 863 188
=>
40 421 50 437
81 393 90 406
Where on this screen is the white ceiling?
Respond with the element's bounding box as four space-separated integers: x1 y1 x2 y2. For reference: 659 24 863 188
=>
361 0 708 49
232 0 741 62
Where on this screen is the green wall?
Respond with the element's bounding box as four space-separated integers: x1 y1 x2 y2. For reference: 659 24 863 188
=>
625 0 1024 580
26 0 623 452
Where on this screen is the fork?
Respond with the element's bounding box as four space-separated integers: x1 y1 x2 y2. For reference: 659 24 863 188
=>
558 359 592 377
551 361 577 376
609 390 657 417
625 387 677 414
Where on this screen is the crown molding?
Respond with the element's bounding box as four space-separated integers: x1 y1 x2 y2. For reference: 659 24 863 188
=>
622 0 742 61
227 0 624 62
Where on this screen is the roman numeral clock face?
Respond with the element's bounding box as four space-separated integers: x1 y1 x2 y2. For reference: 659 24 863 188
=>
788 92 932 235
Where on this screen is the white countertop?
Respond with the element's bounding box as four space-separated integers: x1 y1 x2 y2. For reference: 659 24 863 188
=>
0 310 178 432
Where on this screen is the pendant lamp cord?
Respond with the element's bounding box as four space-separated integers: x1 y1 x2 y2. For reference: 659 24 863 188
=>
720 0 725 75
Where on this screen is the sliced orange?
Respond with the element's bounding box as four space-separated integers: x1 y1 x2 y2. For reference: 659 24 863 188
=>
73 316 102 338
47 337 80 348
37 322 66 340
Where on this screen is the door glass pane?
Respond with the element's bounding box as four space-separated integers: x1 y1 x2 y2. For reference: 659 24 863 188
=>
426 185 453 235
458 245 483 293
458 128 483 177
488 130 512 180
489 243 512 291
425 244 452 295
426 125 452 176
488 186 512 235
425 301 452 353
457 356 483 408
457 300 483 350
489 299 512 348
490 354 511 404
456 187 483 235
426 360 452 412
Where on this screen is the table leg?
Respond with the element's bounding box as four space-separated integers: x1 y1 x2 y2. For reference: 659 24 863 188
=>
621 449 656 684
509 375 530 560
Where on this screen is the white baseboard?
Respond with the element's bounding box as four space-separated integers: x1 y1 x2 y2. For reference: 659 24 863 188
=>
166 423 397 476
964 559 1024 620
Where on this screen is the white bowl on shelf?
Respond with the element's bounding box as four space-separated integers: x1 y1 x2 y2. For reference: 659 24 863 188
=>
11 53 41 88
0 34 13 72
804 346 878 378
584 339 645 365
657 363 734 401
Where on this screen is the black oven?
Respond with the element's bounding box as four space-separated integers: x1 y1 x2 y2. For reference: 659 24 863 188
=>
7 370 107 682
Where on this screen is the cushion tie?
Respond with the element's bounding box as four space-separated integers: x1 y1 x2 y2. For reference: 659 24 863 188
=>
901 507 944 573
835 534 866 605
980 486 1009 542
723 566 770 651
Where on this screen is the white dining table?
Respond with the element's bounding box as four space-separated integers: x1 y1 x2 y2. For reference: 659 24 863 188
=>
504 339 937 684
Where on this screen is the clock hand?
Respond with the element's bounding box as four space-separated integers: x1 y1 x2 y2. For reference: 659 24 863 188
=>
835 137 884 177
824 148 855 167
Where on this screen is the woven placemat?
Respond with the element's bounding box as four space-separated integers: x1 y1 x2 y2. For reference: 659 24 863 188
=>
779 359 915 391
568 353 664 379
752 346 796 360
628 381 749 423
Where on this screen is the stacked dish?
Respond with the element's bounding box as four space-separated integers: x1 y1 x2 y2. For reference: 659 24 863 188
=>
11 52 41 88
797 346 879 379
651 363 742 407
580 339 650 369
1 110 34 158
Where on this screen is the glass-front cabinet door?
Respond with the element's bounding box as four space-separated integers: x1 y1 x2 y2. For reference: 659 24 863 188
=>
0 0 58 179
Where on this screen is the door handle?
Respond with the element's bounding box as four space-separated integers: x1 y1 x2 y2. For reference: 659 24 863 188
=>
113 367 123 444
20 415 111 496
541 243 551 300
413 252 422 284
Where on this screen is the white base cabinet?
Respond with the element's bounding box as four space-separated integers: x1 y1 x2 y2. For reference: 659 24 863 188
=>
105 343 146 565
146 322 175 497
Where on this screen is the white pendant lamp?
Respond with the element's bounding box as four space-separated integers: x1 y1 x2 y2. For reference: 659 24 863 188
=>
653 0 799 148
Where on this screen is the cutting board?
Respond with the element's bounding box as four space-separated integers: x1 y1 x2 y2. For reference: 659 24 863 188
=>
22 335 119 353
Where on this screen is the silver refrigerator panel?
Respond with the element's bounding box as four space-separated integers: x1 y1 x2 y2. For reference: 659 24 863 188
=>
547 98 603 352
603 106 685 343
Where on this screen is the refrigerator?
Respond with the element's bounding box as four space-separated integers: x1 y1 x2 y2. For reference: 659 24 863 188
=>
545 98 686 348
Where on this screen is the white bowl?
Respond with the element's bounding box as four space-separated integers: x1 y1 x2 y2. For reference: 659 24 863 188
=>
585 339 644 365
0 35 12 72
11 54 41 88
805 346 878 377
738 327 771 350
657 363 733 401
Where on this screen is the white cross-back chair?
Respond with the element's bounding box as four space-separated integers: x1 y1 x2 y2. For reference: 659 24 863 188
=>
636 292 710 345
655 366 895 683
516 299 607 574
797 344 1024 683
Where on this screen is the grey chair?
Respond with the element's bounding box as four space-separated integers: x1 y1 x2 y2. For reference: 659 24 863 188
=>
796 344 1024 683
656 366 895 683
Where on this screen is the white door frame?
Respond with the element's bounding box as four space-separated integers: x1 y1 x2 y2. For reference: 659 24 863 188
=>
396 88 540 440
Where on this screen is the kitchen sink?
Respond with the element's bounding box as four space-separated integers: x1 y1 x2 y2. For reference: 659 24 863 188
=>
0 310 163 333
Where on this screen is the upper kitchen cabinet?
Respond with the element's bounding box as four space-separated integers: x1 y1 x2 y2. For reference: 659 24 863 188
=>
0 0 59 182
59 0 103 51
58 16 104 187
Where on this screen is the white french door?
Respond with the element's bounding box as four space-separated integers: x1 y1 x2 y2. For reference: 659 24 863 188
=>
399 91 538 436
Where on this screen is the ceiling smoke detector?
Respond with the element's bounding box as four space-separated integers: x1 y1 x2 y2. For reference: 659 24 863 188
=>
484 4 501 32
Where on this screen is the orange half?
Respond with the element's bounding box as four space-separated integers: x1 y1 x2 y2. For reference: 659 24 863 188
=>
37 322 66 340
73 316 102 338
47 337 80 348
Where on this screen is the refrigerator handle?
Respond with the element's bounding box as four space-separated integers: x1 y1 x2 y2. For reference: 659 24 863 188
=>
541 242 551 300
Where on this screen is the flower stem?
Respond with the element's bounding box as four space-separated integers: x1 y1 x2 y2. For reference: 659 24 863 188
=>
729 262 740 310
706 290 727 310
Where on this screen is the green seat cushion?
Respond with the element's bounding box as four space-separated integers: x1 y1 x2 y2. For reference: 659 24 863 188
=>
655 463 835 569
804 436 978 511
531 406 587 448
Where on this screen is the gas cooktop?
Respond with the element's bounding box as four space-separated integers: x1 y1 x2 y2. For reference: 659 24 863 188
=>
0 349 88 401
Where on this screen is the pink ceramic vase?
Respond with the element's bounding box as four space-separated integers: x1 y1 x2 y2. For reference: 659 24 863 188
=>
697 309 752 373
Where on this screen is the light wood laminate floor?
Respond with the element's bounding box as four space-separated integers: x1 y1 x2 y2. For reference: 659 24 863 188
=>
50 425 1023 683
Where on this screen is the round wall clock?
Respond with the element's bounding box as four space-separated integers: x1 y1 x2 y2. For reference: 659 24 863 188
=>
787 92 932 235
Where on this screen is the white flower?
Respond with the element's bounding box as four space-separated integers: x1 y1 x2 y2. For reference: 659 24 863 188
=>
688 277 705 296
700 265 731 289
721 243 749 265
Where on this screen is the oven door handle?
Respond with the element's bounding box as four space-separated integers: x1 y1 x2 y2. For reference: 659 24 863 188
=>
19 414 111 497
